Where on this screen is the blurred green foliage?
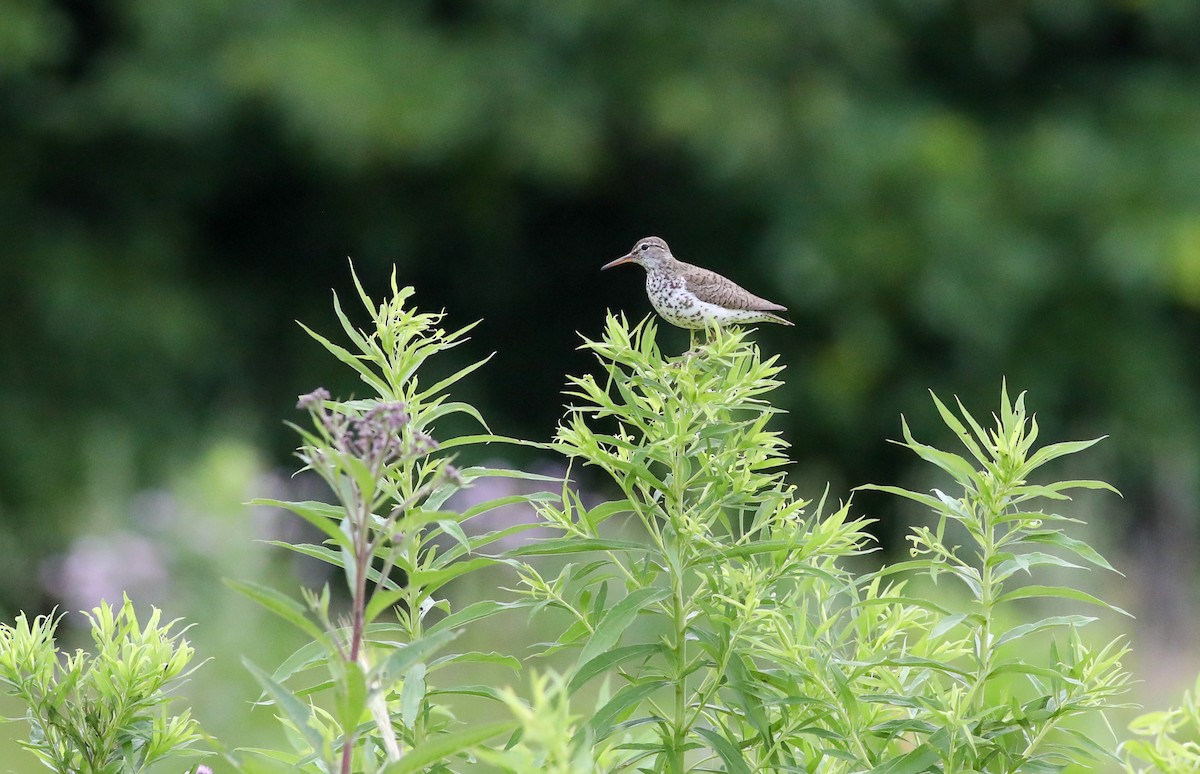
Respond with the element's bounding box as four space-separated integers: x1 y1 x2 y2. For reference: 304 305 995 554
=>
2 0 1199 633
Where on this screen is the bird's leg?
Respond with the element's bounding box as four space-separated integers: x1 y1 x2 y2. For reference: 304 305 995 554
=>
681 328 702 359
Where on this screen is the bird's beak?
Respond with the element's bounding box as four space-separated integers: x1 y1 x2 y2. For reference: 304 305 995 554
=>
601 253 634 270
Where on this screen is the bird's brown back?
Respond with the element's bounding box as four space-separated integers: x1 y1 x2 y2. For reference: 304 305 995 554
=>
679 262 788 312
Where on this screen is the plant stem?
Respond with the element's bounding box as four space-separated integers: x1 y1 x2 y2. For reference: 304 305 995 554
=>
341 499 371 774
670 566 687 774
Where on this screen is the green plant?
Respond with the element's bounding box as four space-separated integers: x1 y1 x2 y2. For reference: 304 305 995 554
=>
1 275 1157 773
0 595 206 774
229 269 549 773
859 383 1133 771
501 315 1131 772
1123 674 1200 773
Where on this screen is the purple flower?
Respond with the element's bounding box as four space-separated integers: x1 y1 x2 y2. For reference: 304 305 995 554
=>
297 387 331 411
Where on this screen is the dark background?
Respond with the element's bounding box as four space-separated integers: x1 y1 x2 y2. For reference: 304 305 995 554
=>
2 0 1199 755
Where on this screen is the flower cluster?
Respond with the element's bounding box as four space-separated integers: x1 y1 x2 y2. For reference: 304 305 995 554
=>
296 388 436 473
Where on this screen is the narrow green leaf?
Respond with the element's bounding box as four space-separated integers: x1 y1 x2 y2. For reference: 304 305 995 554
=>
428 684 510 703
371 630 460 693
409 557 496 595
576 587 670 670
1024 530 1119 573
400 662 426 727
994 585 1132 617
1025 438 1105 469
225 579 328 645
383 722 516 773
898 417 982 487
335 659 367 734
852 596 952 617
252 499 352 551
297 322 389 396
415 355 494 403
508 538 657 557
428 650 522 673
866 743 941 774
854 484 946 515
929 613 967 640
991 552 1085 582
263 541 345 571
242 658 326 755
995 615 1098 648
585 680 670 742
436 519 471 555
569 643 664 695
695 726 752 774
331 288 373 357
420 401 490 433
929 392 990 467
986 661 1075 682
270 639 337 686
587 499 634 529
426 600 526 637
724 653 773 747
1027 478 1120 498
456 494 542 523
364 587 409 623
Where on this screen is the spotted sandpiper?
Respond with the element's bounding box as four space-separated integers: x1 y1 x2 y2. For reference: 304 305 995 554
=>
602 237 794 339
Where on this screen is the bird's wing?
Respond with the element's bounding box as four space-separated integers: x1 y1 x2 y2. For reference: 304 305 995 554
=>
681 264 788 312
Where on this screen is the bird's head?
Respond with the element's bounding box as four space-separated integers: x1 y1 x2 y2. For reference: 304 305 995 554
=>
602 236 674 271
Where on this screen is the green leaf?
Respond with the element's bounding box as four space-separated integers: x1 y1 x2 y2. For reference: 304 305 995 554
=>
400 662 426 727
436 519 471 555
420 401 491 433
995 615 1098 648
994 585 1132 617
866 742 941 774
383 722 516 773
585 680 670 742
991 551 1084 582
435 434 552 452
331 285 373 354
371 630 460 693
243 658 326 756
1023 530 1120 573
252 499 353 551
929 613 967 640
695 726 752 774
586 499 634 529
335 659 367 734
575 587 670 670
508 538 657 557
415 355 494 403
854 484 946 515
269 639 337 685
930 391 991 467
426 600 526 637
724 653 774 748
428 684 511 703
408 556 497 595
428 650 522 673
263 541 345 571
298 322 390 396
569 643 664 695
1025 438 1106 470
364 587 410 623
897 416 982 488
225 579 329 646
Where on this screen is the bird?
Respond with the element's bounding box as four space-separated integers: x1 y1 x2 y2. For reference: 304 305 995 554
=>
601 237 793 344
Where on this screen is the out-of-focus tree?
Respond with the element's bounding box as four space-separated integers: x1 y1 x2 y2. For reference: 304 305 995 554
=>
2 0 1199 644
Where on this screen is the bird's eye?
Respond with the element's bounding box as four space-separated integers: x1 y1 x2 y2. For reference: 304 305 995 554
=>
639 244 649 251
